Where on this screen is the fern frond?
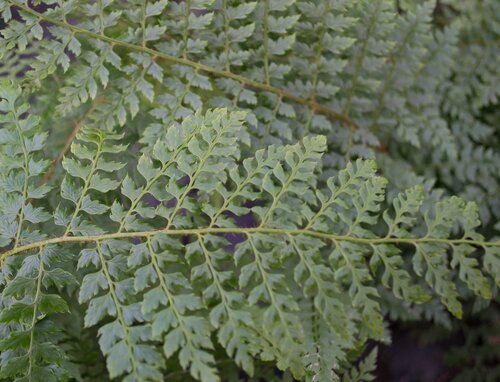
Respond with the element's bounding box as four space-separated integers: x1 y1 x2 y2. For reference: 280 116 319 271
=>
0 0 358 138
341 347 377 382
0 245 76 381
0 1 499 380
1 81 498 380
0 80 51 248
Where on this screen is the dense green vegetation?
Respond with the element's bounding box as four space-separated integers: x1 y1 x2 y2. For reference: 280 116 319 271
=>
0 1 498 381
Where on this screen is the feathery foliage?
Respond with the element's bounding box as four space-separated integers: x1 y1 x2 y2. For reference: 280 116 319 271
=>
0 1 499 381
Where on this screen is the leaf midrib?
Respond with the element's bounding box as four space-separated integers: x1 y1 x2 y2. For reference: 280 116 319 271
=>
1 226 498 265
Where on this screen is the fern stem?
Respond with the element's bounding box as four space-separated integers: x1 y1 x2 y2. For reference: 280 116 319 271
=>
343 0 382 116
165 120 229 229
7 1 358 130
246 235 299 342
95 242 140 378
2 227 499 265
98 0 105 35
141 0 147 47
303 1 329 136
117 121 201 233
182 0 191 58
308 1 329 103
196 234 241 320
262 0 271 85
370 16 420 132
42 97 103 184
333 240 365 295
26 247 45 382
63 134 104 237
288 235 336 320
303 109 314 137
222 0 231 72
208 151 273 228
262 94 282 142
146 237 199 356
258 146 309 226
12 106 30 248
163 69 195 128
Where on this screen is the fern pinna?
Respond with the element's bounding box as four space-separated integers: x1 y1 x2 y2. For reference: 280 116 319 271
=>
0 0 499 381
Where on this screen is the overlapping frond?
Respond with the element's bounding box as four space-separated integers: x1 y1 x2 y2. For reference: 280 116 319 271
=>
0 82 76 380
1 1 498 221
